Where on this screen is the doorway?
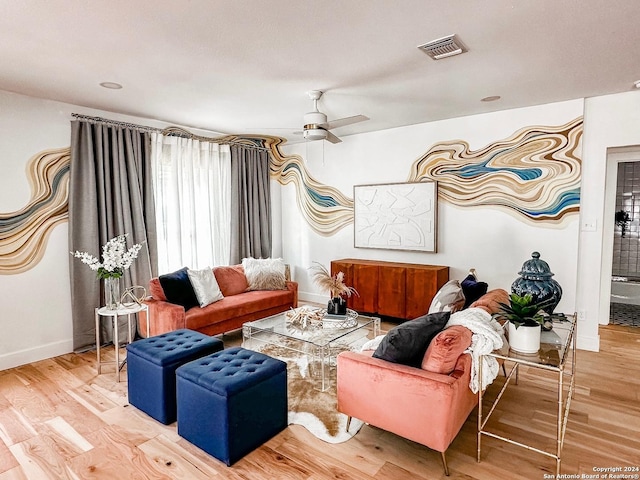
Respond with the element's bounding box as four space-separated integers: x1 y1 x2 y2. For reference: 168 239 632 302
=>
606 149 640 327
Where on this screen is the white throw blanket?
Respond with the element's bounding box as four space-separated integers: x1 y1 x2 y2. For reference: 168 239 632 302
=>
445 308 505 393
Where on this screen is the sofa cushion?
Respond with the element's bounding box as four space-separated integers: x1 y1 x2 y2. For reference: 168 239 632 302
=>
242 257 287 291
184 289 294 331
149 277 167 301
428 280 466 314
470 288 509 315
461 274 488 308
421 325 473 374
187 267 224 307
372 311 450 368
158 267 199 310
213 265 249 297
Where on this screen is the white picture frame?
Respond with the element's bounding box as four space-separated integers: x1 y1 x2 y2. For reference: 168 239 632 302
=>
353 181 437 252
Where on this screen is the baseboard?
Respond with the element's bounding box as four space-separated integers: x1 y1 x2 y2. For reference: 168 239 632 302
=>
299 291 327 306
576 333 599 352
0 339 73 371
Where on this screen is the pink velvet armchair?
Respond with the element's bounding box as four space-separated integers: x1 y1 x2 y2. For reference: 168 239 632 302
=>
337 349 476 475
337 289 509 476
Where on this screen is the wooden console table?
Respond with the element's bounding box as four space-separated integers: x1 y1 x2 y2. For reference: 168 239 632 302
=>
330 259 449 319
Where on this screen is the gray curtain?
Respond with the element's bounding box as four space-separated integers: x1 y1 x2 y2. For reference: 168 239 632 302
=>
68 120 157 351
230 145 272 264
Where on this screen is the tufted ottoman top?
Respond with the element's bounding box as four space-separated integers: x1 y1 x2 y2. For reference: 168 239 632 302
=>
176 347 286 396
126 329 222 367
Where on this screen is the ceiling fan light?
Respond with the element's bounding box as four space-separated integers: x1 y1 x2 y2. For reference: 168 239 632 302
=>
303 127 328 141
304 111 327 125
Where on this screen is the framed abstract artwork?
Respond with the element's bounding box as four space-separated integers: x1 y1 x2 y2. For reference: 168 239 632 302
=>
353 181 437 252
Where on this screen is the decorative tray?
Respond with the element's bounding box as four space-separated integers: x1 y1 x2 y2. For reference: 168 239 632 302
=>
321 308 359 329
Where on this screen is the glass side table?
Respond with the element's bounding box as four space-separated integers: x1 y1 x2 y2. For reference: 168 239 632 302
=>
477 314 576 477
95 303 149 382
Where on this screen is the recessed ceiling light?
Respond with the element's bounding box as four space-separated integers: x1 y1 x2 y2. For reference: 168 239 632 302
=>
100 82 123 90
481 95 501 102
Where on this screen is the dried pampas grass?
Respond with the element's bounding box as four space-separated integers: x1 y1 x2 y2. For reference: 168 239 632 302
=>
309 262 358 299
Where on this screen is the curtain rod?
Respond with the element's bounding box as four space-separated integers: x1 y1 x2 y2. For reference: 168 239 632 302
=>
71 113 273 152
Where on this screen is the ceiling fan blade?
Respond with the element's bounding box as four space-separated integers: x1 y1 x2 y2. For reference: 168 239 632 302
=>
322 115 369 130
325 131 342 144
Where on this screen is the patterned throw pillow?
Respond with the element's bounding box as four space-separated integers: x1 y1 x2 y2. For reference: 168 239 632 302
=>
187 267 224 307
241 257 287 291
428 280 466 314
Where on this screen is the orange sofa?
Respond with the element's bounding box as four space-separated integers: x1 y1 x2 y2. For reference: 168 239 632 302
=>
140 265 298 337
336 289 508 476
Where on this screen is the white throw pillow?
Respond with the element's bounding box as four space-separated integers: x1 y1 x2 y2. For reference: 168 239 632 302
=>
242 257 287 290
187 267 224 307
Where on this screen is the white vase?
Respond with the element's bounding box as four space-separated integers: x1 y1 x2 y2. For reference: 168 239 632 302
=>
104 276 121 310
508 322 541 354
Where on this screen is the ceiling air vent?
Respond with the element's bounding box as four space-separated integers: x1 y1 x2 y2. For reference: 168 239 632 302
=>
418 34 465 60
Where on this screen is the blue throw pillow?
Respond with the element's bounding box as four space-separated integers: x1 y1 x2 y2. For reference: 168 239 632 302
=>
461 274 488 308
372 311 450 367
159 267 199 310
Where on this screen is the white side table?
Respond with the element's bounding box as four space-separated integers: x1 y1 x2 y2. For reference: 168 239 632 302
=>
95 303 150 382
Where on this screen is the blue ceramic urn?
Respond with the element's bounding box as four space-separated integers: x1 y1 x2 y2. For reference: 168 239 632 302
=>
511 251 562 314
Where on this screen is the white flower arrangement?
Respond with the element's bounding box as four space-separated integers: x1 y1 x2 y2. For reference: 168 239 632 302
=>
72 234 143 279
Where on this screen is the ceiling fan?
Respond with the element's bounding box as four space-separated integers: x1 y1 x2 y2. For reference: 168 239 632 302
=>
296 90 369 144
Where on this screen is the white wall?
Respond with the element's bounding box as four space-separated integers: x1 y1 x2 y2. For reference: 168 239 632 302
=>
0 92 74 369
0 90 224 370
578 90 640 350
278 100 585 343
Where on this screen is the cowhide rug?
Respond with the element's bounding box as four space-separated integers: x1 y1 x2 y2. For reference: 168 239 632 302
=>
255 343 364 444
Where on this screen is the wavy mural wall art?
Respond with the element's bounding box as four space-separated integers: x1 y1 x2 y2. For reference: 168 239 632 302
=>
0 118 582 273
170 133 355 236
0 147 70 274
267 117 583 234
266 136 354 236
407 117 583 223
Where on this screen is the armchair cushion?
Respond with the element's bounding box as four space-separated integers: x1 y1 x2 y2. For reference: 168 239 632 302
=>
428 280 465 314
422 325 472 374
461 274 488 308
372 311 450 367
469 288 509 315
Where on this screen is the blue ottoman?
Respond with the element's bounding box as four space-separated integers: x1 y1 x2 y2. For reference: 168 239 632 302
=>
126 329 223 424
176 347 287 466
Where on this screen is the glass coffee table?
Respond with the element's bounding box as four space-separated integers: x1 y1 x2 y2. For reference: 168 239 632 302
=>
242 307 380 391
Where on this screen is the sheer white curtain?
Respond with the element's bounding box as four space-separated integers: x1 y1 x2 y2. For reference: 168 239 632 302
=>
151 133 231 274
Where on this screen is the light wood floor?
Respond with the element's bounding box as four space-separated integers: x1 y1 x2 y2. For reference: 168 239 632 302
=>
0 323 638 479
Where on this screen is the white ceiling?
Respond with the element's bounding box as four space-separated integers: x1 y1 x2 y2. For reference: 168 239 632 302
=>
2 0 640 144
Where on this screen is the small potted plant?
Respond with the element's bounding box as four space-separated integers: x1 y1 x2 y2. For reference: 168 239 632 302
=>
309 262 358 315
494 293 552 354
615 210 631 237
